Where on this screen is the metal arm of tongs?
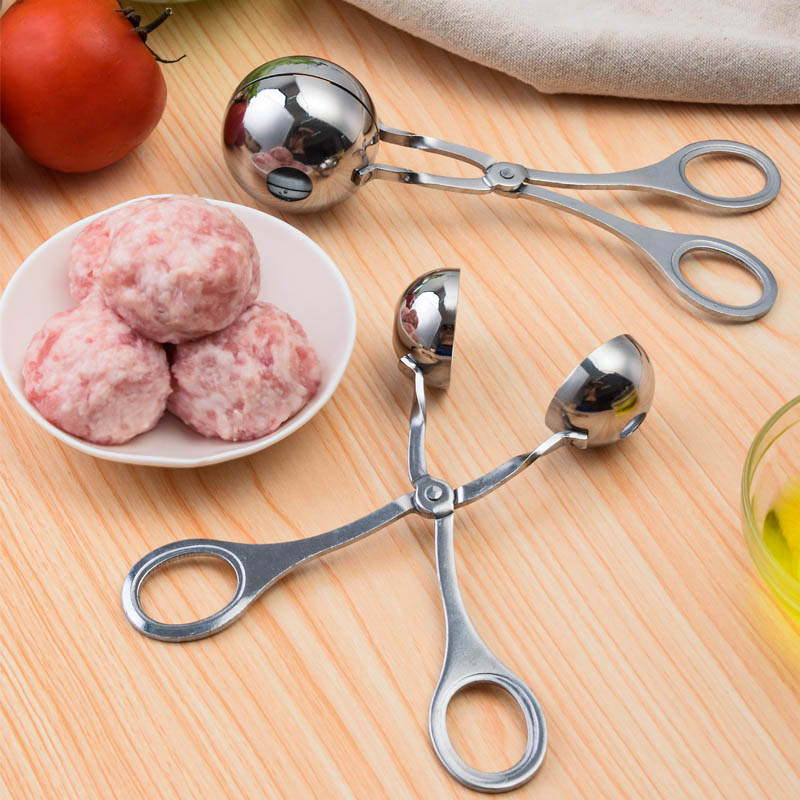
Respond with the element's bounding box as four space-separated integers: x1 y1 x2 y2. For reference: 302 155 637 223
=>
121 356 577 792
356 125 780 322
398 355 553 793
121 405 574 643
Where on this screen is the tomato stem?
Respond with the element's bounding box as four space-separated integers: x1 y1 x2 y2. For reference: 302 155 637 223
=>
134 8 172 37
115 6 141 27
115 2 186 64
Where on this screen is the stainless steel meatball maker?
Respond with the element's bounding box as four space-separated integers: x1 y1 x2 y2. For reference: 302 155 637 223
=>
123 269 655 793
221 57 781 323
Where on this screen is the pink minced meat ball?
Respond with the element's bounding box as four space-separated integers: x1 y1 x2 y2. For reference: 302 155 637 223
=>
168 302 321 441
68 215 111 302
67 199 157 302
23 296 171 445
99 196 260 343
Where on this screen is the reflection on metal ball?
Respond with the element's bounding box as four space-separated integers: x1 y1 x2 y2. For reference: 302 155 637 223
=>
222 56 379 212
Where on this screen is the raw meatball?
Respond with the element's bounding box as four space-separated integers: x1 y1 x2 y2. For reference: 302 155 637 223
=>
68 215 110 302
100 196 260 343
168 302 321 441
67 199 157 302
23 296 170 445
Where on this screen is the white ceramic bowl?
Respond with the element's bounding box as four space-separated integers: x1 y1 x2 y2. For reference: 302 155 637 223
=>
0 196 356 467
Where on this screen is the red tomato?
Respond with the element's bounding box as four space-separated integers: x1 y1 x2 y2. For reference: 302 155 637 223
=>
0 0 171 172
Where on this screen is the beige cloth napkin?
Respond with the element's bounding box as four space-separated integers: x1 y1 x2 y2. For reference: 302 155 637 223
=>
344 0 800 104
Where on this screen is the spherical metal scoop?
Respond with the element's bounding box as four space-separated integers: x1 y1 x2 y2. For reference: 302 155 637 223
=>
546 333 654 446
121 271 654 793
223 56 780 322
393 269 458 389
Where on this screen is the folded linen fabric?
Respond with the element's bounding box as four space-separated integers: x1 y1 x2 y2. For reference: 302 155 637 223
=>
344 0 800 104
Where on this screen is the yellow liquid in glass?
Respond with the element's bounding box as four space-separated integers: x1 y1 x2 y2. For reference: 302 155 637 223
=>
764 477 800 581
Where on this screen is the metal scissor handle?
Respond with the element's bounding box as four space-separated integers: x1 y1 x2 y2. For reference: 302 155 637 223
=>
651 232 778 321
121 427 589 643
358 129 780 322
429 513 546 792
122 539 289 641
525 140 781 211
122 519 545 793
402 360 546 792
516 183 778 322
121 495 415 641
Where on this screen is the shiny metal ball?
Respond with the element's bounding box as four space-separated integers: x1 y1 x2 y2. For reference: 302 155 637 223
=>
222 56 379 212
394 269 460 389
545 334 654 448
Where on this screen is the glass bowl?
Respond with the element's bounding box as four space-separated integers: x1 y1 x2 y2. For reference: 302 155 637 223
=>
742 395 800 616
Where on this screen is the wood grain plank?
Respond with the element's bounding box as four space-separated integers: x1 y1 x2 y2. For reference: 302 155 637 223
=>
1 0 799 797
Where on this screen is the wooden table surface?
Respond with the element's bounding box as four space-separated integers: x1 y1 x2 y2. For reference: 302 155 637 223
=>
2 1 799 797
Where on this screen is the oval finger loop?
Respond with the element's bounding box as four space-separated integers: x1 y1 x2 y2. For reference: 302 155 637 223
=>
429 670 547 793
673 140 781 210
667 237 778 321
121 540 252 642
